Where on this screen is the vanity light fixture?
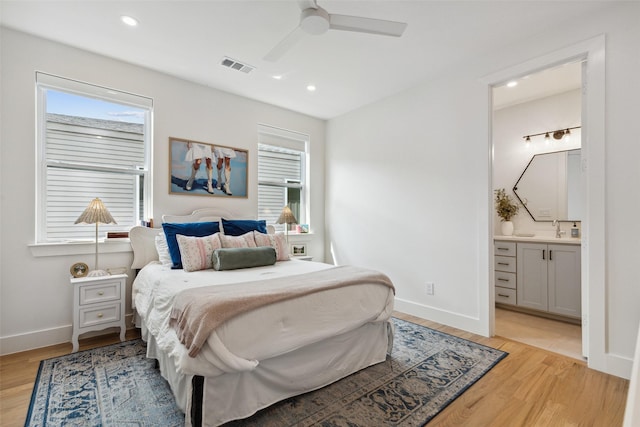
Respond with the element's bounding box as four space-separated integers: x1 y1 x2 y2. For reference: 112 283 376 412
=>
522 126 581 143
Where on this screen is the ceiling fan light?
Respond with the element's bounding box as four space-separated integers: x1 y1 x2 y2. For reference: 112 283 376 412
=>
300 8 330 35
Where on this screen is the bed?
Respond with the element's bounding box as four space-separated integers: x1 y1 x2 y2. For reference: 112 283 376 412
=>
129 208 396 426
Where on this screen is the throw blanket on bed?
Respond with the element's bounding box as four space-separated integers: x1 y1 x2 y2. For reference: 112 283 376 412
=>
170 265 395 357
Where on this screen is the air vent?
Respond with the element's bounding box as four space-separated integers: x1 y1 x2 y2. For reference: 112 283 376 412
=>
220 57 255 74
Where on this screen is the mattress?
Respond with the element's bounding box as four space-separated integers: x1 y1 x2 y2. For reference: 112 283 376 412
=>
132 259 395 377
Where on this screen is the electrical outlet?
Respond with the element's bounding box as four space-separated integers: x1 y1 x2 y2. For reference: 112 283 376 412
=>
426 282 435 295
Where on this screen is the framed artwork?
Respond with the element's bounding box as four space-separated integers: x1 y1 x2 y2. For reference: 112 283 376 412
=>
291 243 307 257
169 137 248 198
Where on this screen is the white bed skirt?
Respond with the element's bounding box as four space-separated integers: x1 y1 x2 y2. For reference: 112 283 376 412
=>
144 320 393 427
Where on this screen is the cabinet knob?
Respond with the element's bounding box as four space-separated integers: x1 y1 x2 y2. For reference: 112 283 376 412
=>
97 313 103 318
98 291 104 296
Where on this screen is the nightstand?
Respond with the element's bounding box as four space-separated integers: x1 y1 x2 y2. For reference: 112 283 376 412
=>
70 273 127 352
291 256 313 261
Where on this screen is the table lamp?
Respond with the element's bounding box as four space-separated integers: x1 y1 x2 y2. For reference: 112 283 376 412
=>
276 205 298 243
75 198 117 277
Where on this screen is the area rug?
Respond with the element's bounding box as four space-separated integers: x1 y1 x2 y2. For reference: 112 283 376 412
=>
26 318 507 426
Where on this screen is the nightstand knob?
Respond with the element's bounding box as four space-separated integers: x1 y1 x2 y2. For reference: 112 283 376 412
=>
97 313 103 318
98 291 104 296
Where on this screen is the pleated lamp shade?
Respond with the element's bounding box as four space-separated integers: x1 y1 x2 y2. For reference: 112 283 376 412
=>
75 198 117 277
276 206 297 244
74 198 117 226
276 206 298 226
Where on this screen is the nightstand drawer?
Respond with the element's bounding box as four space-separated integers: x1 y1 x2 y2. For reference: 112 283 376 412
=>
494 241 516 257
79 303 121 328
494 271 516 289
495 287 516 305
79 282 121 305
495 256 516 273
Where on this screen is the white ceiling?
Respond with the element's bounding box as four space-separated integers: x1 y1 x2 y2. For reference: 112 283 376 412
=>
0 1 607 120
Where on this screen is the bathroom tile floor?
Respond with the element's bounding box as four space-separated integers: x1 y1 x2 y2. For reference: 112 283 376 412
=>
495 307 584 361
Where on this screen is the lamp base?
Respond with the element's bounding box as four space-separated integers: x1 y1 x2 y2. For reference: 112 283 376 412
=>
88 269 109 277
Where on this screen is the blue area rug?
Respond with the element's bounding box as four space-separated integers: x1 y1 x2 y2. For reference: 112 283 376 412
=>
26 318 507 426
25 339 183 427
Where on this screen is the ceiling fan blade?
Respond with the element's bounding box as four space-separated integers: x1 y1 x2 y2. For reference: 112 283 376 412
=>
328 14 407 37
264 26 306 62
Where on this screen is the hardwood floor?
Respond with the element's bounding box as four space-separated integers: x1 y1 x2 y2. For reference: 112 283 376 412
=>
0 314 629 426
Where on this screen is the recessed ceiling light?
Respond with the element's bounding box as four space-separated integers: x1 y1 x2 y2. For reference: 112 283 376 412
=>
121 15 139 27
306 85 316 92
272 75 283 80
506 81 518 88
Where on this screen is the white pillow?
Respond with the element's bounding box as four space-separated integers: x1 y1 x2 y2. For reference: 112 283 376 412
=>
253 231 290 261
155 233 173 266
219 231 257 249
176 233 223 272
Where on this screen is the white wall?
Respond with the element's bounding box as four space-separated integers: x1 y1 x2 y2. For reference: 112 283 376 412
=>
0 28 326 354
493 89 582 235
325 3 640 378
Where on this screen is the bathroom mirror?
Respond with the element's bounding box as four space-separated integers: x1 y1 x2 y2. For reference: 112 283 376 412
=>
513 149 582 222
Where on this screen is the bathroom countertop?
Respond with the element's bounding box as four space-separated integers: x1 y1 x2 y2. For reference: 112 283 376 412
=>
494 235 581 245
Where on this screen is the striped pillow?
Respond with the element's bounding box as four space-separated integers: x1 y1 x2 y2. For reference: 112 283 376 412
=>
176 233 222 272
253 231 290 261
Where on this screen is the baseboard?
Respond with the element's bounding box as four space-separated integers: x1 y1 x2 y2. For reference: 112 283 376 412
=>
394 298 487 337
604 353 633 380
0 313 136 356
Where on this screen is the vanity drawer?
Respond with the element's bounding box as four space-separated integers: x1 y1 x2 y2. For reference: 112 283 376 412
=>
79 303 121 328
79 281 121 305
495 256 516 273
495 271 516 290
494 241 516 257
495 287 517 305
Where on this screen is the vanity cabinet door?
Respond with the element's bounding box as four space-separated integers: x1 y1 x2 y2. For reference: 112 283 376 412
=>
517 243 548 311
548 244 581 317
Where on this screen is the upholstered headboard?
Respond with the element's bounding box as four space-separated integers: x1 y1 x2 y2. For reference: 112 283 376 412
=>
129 208 273 269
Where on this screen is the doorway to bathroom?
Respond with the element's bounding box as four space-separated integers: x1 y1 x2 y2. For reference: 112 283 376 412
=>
485 34 606 372
491 60 585 360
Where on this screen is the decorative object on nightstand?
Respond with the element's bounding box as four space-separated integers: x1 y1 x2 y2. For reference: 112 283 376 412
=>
70 262 89 278
291 243 307 257
276 205 297 243
74 197 117 277
70 273 127 352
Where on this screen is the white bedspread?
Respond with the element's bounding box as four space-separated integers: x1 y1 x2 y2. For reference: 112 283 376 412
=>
133 260 395 377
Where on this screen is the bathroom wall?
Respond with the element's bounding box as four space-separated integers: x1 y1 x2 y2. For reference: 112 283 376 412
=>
493 88 582 236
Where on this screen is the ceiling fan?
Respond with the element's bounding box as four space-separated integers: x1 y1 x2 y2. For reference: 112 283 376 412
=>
264 0 408 62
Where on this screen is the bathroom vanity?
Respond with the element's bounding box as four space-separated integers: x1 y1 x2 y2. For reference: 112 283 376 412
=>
495 235 581 323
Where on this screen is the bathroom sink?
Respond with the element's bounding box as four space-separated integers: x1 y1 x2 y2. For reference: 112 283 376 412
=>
514 232 535 237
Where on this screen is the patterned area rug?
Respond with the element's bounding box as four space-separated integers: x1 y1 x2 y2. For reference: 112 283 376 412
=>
26 318 507 426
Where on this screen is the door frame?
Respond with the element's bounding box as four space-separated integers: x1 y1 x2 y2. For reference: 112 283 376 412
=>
482 35 606 372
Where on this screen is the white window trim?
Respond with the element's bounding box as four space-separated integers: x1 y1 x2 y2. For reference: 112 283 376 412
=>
34 72 153 247
257 123 310 229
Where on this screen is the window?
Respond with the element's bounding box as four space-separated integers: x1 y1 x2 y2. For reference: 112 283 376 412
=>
257 124 308 231
36 73 152 242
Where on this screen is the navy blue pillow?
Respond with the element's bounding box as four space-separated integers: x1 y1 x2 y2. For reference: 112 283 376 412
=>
221 218 267 236
162 221 220 269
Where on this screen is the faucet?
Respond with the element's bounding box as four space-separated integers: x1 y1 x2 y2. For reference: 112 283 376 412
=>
552 220 565 238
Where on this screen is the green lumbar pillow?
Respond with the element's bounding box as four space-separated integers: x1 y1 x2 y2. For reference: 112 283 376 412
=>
212 247 277 271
